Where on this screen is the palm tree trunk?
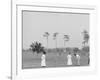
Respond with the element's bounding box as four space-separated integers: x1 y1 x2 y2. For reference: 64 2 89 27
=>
55 39 57 50
47 37 48 52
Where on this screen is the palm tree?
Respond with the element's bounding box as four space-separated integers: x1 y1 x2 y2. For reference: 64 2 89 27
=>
43 32 50 49
53 32 59 50
82 30 89 47
63 35 69 48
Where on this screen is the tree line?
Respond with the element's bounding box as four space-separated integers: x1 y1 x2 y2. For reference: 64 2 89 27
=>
30 30 89 54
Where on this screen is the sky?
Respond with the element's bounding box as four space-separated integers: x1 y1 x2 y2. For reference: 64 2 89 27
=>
23 11 89 49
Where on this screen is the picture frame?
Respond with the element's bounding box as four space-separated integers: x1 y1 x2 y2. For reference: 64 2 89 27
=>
11 0 97 80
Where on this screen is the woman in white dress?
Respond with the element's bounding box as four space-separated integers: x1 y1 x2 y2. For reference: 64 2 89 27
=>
67 52 72 66
41 51 46 67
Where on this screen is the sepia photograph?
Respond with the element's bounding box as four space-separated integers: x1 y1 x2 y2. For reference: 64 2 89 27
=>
22 10 90 69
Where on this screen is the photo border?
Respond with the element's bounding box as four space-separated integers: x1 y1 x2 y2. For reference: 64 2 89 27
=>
11 1 97 80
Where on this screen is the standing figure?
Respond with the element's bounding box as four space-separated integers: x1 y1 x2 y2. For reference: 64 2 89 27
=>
41 51 46 67
67 52 72 66
74 53 80 65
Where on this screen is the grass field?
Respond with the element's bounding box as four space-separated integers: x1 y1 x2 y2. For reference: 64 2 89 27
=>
22 50 89 69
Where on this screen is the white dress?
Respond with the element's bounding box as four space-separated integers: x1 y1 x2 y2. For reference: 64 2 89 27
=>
41 54 46 67
76 54 80 65
67 55 72 65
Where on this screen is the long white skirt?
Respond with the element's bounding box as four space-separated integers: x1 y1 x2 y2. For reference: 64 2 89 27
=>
41 59 46 67
67 59 72 65
67 55 72 65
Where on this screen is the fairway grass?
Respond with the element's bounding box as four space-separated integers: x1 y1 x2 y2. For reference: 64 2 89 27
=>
22 50 89 69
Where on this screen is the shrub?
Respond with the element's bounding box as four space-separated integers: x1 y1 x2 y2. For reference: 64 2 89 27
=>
30 42 45 54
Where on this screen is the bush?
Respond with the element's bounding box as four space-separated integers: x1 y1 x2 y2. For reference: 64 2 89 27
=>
30 42 44 54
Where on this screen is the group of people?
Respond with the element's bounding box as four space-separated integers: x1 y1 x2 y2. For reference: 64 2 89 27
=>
67 52 80 66
41 51 81 67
